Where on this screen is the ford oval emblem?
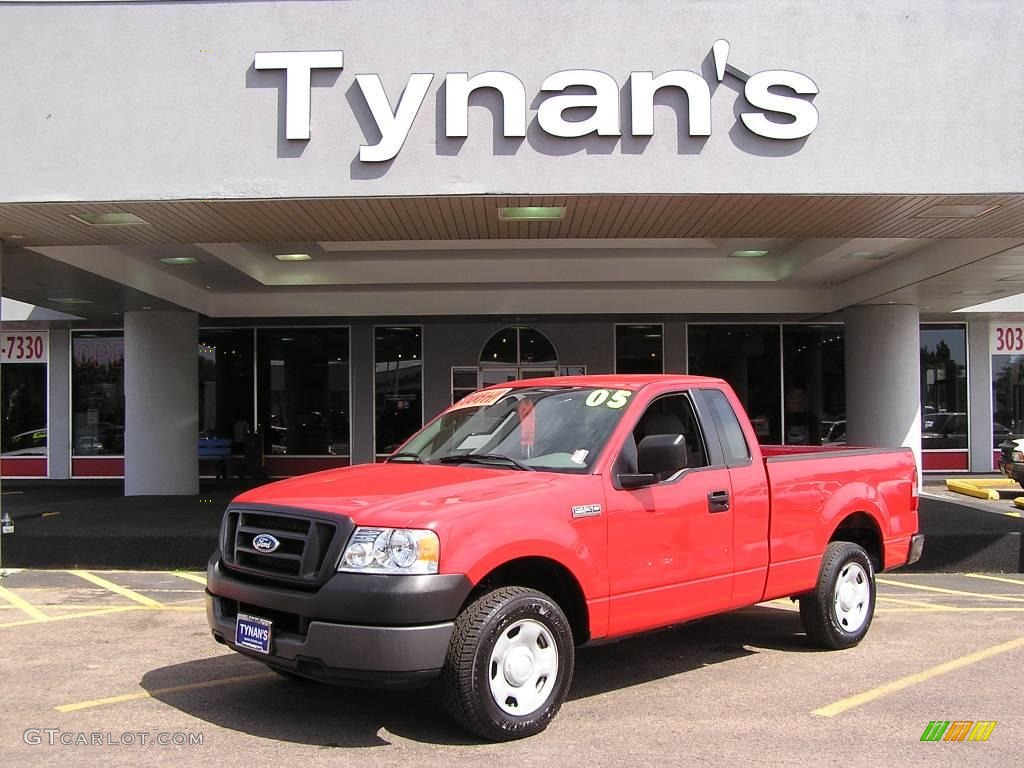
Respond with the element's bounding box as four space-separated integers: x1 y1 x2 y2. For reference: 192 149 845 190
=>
252 533 280 553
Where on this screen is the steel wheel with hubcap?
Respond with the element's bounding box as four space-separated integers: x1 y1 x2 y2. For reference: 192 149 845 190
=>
799 540 876 649
441 586 574 741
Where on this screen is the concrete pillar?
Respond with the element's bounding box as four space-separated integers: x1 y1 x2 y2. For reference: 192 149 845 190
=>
967 320 994 472
844 305 921 473
350 323 374 466
124 311 197 495
664 320 687 374
47 327 72 479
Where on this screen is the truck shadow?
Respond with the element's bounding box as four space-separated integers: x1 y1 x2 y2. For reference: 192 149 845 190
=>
141 605 808 747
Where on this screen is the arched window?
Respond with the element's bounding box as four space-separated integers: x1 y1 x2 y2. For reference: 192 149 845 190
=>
479 326 558 367
452 327 581 404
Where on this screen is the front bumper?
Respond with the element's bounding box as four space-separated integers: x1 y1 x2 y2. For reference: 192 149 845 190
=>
206 554 473 687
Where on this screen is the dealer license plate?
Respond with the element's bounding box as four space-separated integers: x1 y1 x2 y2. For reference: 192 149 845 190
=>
235 613 272 654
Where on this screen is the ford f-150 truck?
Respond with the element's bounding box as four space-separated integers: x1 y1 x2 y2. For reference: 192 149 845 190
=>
206 375 922 740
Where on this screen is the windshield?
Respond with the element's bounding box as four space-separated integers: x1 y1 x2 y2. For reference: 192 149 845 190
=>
393 386 635 473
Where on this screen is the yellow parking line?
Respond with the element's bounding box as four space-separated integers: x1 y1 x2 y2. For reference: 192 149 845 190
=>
171 571 207 586
965 573 1024 588
68 571 164 608
0 605 143 629
56 672 275 713
876 577 1024 603
876 596 956 610
0 584 48 620
813 635 1024 717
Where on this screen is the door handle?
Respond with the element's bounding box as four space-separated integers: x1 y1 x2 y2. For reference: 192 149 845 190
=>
707 489 730 513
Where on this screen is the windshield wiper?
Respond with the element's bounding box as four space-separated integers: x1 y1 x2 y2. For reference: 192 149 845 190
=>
385 451 423 463
435 453 534 471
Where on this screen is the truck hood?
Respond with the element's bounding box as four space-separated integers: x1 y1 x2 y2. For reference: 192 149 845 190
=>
230 463 581 528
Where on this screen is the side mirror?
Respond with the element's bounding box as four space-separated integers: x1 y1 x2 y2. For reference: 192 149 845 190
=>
616 434 688 490
637 433 687 476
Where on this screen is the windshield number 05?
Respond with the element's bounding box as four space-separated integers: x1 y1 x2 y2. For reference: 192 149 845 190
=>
585 389 632 409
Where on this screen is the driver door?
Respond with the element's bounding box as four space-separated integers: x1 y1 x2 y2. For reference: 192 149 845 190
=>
604 392 735 636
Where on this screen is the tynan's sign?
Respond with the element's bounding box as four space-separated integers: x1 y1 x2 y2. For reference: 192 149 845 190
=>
254 40 819 162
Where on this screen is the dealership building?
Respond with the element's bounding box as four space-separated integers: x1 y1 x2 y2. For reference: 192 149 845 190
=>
1 0 1024 495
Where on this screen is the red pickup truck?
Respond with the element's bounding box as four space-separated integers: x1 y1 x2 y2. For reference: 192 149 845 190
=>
206 375 922 740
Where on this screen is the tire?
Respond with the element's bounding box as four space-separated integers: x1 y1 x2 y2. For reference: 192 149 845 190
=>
440 586 575 741
799 541 876 650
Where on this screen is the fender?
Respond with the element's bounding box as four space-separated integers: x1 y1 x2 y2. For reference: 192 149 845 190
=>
819 481 888 553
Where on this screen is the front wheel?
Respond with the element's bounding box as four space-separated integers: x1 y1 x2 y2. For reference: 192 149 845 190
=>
440 586 574 741
799 541 876 649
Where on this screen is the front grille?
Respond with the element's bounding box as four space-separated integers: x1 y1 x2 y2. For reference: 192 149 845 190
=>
221 506 350 586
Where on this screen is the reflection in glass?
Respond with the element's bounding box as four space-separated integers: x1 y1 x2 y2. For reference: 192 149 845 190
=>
920 325 968 450
257 329 350 456
992 355 1024 450
783 326 845 445
688 325 781 444
375 327 423 454
1 363 47 456
616 325 664 374
199 330 254 450
72 333 125 456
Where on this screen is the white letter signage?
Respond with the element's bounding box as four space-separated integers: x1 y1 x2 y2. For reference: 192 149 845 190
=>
253 51 344 140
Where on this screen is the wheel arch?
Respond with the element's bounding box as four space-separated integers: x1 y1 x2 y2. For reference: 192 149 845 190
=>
464 556 591 645
828 511 884 572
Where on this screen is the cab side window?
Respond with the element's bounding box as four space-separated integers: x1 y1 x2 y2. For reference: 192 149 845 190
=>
618 393 709 474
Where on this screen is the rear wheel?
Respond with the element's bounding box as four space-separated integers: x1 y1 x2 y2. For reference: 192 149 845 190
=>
799 541 876 649
441 586 574 741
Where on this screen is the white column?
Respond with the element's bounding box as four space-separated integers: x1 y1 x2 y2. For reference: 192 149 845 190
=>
47 327 71 479
967 320 994 472
124 311 198 495
844 305 921 474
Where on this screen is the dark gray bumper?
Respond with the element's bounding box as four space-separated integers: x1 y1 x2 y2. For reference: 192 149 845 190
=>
206 555 471 687
906 533 925 566
207 593 454 686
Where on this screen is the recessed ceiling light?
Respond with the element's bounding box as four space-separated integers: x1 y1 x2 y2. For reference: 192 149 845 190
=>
4 234 25 240
158 256 199 265
915 203 1000 219
50 297 93 305
142 306 152 310
841 251 894 261
498 206 566 221
274 253 312 261
728 249 770 258
952 289 1003 296
69 212 149 226
843 256 892 264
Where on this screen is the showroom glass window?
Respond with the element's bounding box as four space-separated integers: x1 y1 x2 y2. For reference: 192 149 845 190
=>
72 332 125 456
920 325 968 450
688 325 781 444
782 326 845 445
615 324 664 374
199 329 254 450
375 327 423 455
257 329 350 457
1 362 47 456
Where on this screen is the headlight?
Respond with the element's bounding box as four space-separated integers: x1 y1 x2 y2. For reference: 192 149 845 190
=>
338 527 439 574
1013 451 1024 462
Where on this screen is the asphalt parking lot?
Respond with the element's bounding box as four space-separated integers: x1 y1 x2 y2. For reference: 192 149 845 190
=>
0 570 1021 766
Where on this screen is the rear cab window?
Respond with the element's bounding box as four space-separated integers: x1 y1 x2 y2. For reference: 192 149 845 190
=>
701 388 751 466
